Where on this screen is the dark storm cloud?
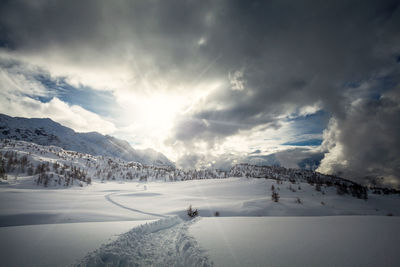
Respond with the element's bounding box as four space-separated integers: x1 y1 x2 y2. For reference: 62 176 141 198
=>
318 89 400 185
1 0 400 182
169 0 400 145
2 0 398 125
169 0 400 183
0 0 218 82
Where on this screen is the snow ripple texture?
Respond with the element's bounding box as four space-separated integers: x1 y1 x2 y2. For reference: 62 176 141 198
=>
74 216 212 267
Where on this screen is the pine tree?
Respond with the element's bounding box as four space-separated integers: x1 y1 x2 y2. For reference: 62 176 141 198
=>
271 190 280 202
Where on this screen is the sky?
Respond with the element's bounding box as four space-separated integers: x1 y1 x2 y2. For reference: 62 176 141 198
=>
0 0 399 186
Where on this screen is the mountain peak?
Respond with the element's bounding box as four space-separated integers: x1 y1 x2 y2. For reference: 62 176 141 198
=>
0 113 174 167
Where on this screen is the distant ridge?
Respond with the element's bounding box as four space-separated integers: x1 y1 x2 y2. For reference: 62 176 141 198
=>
0 113 174 167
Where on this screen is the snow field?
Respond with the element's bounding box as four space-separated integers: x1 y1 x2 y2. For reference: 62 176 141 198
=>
75 216 212 267
0 220 153 267
190 216 400 267
1 176 399 266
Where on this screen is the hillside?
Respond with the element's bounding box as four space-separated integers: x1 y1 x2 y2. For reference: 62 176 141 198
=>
1 140 400 267
1 139 398 199
0 113 174 167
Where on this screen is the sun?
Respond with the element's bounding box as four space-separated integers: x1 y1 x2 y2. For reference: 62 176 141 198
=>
113 81 223 154
138 93 184 130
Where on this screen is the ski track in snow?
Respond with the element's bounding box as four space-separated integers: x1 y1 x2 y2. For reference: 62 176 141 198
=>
105 192 168 218
92 193 212 266
74 216 213 267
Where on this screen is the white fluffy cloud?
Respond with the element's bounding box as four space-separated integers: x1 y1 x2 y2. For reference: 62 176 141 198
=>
318 90 400 186
0 62 116 134
0 95 116 134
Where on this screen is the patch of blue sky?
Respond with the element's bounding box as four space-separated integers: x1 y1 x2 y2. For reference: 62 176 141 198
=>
282 139 322 147
287 110 329 135
342 74 398 101
34 74 119 117
280 110 329 147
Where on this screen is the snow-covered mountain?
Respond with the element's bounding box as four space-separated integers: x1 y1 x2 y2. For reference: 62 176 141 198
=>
0 139 226 187
1 139 400 267
2 139 399 199
0 113 174 167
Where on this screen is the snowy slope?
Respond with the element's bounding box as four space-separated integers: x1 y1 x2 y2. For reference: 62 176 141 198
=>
0 113 174 167
2 121 400 267
1 139 400 266
0 220 152 267
190 216 400 267
1 172 400 266
0 139 227 188
1 171 399 228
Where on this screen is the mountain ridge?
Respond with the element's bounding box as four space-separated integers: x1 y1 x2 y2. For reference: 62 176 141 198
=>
0 113 174 167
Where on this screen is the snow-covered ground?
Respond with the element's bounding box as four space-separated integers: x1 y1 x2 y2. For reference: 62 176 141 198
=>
0 220 152 267
1 178 399 227
76 216 211 267
1 178 399 266
190 216 400 267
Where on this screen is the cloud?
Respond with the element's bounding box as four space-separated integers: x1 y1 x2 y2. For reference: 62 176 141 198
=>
229 70 246 91
0 94 116 134
0 59 116 134
0 0 399 183
170 0 400 142
0 0 218 92
318 89 400 186
0 55 49 97
247 147 324 170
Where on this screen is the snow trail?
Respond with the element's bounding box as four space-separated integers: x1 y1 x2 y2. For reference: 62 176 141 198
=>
105 192 167 218
74 216 212 267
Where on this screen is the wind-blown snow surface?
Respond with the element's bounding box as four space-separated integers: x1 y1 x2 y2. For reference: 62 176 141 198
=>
190 216 400 267
0 220 152 267
1 178 400 266
1 178 399 227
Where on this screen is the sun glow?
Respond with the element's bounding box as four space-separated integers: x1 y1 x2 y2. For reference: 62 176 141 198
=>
134 93 183 131
114 81 223 154
117 91 184 136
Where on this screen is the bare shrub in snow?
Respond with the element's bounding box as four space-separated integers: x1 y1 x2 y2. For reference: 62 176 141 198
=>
271 191 280 202
187 205 198 218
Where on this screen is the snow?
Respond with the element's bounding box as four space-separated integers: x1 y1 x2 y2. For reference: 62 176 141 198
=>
190 216 400 267
0 220 152 267
2 177 397 229
1 117 400 267
1 140 400 267
93 178 399 218
0 185 157 227
76 216 211 267
0 114 174 167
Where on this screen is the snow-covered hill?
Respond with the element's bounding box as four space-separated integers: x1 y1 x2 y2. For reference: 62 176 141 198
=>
0 139 226 187
0 113 174 167
1 139 400 267
1 139 398 202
